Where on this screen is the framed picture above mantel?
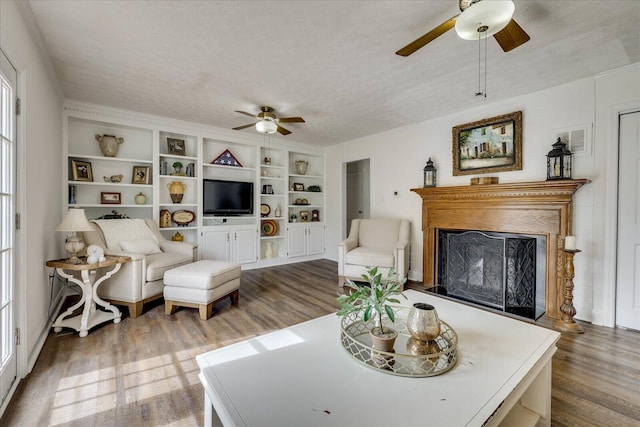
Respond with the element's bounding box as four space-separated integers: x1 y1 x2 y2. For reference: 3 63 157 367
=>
452 111 522 176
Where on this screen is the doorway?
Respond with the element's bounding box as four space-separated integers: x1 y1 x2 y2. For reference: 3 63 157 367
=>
345 159 370 237
0 49 17 408
615 110 640 330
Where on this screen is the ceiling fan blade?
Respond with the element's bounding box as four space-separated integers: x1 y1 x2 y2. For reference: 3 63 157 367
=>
277 125 291 135
277 117 305 123
395 15 459 57
235 110 256 118
493 19 530 52
233 123 255 131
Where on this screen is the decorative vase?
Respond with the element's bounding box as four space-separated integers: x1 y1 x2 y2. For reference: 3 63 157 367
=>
370 327 397 368
406 337 441 356
275 205 281 218
265 241 274 259
69 185 77 205
172 231 184 242
168 181 186 204
407 303 441 342
95 134 124 157
295 160 309 175
134 192 147 205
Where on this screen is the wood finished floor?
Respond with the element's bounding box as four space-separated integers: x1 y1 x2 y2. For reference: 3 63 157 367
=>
1 259 639 426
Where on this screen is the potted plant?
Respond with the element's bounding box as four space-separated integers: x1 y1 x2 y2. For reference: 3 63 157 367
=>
337 267 407 365
172 161 183 174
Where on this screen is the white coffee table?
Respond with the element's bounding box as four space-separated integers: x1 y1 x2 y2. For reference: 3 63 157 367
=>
196 290 560 426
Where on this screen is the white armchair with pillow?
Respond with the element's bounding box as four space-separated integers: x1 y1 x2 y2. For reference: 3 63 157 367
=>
83 218 196 317
338 218 410 287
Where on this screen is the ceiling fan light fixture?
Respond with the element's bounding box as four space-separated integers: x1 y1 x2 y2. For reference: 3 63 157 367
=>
256 119 278 134
455 0 515 40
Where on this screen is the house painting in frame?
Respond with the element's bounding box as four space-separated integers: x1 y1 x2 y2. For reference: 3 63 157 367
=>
452 111 523 176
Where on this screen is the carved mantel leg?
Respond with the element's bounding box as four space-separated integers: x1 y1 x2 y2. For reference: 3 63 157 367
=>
554 249 584 333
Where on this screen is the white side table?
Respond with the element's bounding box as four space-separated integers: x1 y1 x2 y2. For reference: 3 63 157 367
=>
47 256 130 337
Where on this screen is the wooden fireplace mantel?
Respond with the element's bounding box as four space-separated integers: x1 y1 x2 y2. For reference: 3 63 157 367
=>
411 179 589 319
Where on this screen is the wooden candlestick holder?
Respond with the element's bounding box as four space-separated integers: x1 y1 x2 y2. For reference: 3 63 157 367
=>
554 249 584 333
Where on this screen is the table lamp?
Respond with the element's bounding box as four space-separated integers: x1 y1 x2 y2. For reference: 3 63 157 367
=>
55 208 94 264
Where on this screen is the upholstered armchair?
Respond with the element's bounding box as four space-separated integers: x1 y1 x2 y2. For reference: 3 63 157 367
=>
337 218 410 286
83 219 196 317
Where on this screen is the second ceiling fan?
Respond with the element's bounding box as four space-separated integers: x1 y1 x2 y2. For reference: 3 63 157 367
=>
233 106 305 135
396 0 530 57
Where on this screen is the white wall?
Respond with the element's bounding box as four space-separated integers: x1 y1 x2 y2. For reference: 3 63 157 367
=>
1 0 64 372
326 64 640 323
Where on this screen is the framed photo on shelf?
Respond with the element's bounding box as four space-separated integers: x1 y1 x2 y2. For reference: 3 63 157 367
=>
100 192 121 205
167 138 186 156
132 165 150 184
452 111 522 176
293 183 305 191
300 210 309 222
71 160 93 182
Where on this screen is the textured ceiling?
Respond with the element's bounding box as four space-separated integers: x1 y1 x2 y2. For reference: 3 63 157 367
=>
26 1 640 146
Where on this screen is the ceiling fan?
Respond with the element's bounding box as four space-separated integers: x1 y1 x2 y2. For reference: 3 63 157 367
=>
396 0 530 57
233 106 305 135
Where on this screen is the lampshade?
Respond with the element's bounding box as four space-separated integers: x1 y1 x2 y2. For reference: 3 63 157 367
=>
455 0 515 40
256 119 278 134
55 208 94 232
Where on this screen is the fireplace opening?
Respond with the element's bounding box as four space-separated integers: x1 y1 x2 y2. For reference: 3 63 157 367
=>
431 230 546 320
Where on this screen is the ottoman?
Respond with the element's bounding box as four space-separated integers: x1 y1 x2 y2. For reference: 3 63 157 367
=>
163 260 241 320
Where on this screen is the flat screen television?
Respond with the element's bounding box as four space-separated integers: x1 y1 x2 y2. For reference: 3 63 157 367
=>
203 179 254 216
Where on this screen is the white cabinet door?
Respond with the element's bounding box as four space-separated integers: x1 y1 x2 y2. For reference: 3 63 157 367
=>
233 225 257 264
201 228 230 261
307 223 325 255
288 225 307 258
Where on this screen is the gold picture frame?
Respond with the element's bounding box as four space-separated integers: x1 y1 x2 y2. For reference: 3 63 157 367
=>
300 210 309 222
132 166 150 184
452 111 522 176
71 160 93 182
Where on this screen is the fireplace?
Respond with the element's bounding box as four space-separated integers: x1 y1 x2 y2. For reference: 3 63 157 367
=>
411 180 588 320
435 230 546 320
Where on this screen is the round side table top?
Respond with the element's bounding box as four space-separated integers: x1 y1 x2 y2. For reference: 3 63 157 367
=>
46 256 130 270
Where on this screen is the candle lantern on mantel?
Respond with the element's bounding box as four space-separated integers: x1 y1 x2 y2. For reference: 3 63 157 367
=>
423 157 437 188
546 137 572 180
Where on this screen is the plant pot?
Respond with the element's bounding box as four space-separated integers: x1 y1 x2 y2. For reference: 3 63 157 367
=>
370 327 397 368
95 134 124 157
407 302 441 342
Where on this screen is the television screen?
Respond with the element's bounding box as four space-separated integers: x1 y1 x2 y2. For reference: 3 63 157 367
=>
203 179 253 216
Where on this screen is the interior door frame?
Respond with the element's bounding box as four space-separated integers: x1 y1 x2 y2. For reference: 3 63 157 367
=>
603 100 640 328
341 157 372 239
0 40 27 416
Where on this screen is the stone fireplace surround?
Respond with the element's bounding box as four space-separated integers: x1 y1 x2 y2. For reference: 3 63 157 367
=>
412 179 589 320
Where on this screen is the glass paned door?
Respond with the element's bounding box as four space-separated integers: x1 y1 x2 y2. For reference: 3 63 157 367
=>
0 49 17 408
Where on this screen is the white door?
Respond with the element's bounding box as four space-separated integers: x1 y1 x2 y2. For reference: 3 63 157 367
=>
307 223 325 256
616 111 640 330
201 228 230 261
233 226 257 264
0 49 17 408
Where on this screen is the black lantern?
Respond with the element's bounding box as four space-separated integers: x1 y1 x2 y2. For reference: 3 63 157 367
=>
423 157 436 188
546 138 572 180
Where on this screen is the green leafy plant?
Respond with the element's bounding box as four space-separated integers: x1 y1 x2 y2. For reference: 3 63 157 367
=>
336 266 407 335
172 161 183 169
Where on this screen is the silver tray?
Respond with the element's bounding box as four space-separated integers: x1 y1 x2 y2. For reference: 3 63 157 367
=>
340 307 458 377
